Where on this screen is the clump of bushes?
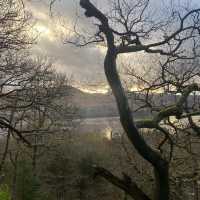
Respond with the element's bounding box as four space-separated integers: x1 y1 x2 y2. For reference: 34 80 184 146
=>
0 184 11 200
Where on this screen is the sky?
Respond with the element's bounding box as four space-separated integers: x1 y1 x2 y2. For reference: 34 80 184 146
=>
27 0 107 91
27 0 200 92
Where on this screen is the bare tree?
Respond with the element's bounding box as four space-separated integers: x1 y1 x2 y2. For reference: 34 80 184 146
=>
68 0 200 199
0 0 79 184
116 54 200 199
0 0 34 148
0 56 77 175
0 0 32 52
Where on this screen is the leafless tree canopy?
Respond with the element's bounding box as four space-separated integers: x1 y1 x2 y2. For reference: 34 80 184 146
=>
0 0 32 52
0 0 77 176
74 0 200 200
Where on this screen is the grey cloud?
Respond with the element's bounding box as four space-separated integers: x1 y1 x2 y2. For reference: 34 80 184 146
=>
32 35 106 82
29 0 107 84
29 0 200 85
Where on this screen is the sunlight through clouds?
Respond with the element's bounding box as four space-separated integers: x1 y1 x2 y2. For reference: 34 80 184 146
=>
77 86 109 94
25 0 110 88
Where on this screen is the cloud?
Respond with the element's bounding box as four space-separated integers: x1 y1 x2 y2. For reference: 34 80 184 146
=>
27 0 107 85
27 0 200 86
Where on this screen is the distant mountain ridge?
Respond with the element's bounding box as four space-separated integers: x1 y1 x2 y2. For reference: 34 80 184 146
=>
67 86 197 119
67 86 118 118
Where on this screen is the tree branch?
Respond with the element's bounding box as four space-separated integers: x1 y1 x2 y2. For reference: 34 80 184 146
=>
94 166 151 200
80 1 169 199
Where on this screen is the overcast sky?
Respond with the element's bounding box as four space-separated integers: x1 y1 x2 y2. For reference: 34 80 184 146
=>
27 0 200 90
28 0 106 89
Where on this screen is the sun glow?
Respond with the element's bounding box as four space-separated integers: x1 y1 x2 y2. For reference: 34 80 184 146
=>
31 23 56 42
32 21 75 43
35 24 50 35
104 128 112 140
78 87 109 94
129 86 164 94
130 86 141 92
77 84 165 95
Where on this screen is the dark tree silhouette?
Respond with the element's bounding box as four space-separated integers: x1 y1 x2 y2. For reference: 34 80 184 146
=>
73 0 200 199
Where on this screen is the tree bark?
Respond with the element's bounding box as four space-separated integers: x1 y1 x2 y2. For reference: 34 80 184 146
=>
94 166 151 200
80 1 169 199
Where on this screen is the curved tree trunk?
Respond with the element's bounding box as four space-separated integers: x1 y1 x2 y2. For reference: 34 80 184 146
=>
80 1 169 199
103 39 169 200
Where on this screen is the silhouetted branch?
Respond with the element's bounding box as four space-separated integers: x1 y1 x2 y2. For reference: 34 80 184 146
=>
93 166 151 200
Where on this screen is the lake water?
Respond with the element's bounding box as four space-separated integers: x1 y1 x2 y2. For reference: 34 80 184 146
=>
75 115 200 136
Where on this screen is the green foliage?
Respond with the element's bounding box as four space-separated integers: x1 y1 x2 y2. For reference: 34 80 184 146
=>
16 160 42 200
0 185 11 200
79 154 95 176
